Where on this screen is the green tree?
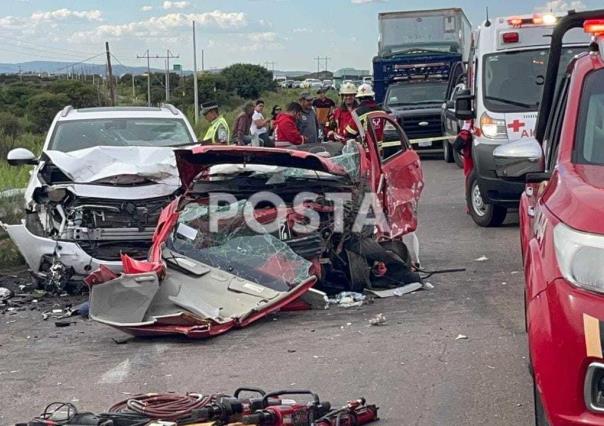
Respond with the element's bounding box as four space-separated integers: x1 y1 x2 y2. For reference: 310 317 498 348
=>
27 93 70 133
220 64 276 99
48 80 104 108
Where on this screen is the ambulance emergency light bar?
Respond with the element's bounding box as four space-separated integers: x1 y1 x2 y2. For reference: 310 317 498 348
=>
508 14 557 27
387 61 451 82
584 19 604 35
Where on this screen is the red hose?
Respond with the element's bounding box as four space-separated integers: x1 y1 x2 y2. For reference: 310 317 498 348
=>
108 392 214 422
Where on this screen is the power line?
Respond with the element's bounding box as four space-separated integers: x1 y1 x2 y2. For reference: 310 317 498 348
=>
136 50 179 103
50 53 106 73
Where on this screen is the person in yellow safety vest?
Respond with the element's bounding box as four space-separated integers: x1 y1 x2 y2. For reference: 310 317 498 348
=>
200 101 230 144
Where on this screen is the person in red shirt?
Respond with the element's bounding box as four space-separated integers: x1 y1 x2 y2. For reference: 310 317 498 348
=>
328 82 358 141
274 102 306 147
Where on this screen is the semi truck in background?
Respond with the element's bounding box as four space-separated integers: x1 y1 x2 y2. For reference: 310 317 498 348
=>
374 9 471 155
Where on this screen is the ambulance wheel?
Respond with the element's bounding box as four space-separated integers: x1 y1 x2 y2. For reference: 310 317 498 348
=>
443 140 454 163
453 149 464 169
466 172 507 227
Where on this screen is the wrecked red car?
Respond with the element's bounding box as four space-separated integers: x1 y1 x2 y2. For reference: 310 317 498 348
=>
86 111 424 338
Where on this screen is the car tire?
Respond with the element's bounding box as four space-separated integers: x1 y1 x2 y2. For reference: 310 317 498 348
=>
466 171 507 227
443 140 454 163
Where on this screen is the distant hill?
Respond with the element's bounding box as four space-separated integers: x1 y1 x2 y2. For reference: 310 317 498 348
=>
0 61 165 76
0 60 316 77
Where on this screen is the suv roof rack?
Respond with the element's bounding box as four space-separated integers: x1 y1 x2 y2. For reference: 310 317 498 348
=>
160 103 179 116
60 105 74 117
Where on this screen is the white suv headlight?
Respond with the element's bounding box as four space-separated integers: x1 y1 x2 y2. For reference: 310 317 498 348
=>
554 223 604 293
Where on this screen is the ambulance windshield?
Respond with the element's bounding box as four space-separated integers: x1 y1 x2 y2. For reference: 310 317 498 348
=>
483 47 582 113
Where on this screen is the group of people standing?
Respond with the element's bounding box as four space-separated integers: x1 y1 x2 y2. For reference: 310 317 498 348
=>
200 82 379 147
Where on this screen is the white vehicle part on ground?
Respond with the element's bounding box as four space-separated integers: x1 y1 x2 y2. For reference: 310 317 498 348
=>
2 222 123 276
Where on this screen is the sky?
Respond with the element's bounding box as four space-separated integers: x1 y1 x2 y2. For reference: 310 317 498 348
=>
0 0 600 72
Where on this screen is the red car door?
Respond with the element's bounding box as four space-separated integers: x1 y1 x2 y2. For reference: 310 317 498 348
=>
364 112 424 238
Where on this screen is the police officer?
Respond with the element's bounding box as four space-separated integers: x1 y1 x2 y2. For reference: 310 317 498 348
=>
200 101 230 144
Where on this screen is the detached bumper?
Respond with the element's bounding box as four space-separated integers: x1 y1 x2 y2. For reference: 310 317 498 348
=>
529 278 604 425
2 222 123 277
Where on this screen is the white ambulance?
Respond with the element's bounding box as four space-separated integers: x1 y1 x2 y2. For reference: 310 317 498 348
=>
457 13 588 226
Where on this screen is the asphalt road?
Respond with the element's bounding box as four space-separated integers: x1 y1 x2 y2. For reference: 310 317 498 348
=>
0 157 532 426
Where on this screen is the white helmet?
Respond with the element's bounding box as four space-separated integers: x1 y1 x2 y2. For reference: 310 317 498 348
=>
339 82 357 95
355 83 375 98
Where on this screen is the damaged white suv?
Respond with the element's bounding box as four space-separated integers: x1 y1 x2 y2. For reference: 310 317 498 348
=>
2 105 197 291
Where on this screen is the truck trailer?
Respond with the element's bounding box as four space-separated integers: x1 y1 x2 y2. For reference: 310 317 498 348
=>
374 9 471 155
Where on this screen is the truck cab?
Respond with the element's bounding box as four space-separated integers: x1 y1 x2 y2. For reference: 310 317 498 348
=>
460 13 588 226
373 9 471 156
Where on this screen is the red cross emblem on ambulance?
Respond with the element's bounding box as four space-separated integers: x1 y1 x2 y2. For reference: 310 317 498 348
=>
507 119 526 133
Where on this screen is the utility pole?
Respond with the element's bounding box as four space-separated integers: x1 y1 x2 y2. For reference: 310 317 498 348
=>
323 57 331 72
192 20 199 124
201 49 205 72
314 56 321 74
131 73 136 99
165 49 179 102
136 50 179 104
137 50 152 106
105 42 116 106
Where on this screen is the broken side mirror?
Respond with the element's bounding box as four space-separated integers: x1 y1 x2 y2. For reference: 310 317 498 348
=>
493 138 544 179
7 148 37 166
454 89 474 120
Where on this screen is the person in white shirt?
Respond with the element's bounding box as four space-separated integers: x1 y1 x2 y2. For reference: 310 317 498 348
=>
250 99 271 146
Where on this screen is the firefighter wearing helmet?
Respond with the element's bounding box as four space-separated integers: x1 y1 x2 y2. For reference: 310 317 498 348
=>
344 83 384 140
327 82 359 141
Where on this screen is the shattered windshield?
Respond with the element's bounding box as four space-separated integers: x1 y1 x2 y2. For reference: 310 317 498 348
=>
49 118 194 152
166 201 313 292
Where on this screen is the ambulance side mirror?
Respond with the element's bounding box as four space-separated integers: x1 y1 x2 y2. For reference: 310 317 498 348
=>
454 89 474 120
493 138 544 180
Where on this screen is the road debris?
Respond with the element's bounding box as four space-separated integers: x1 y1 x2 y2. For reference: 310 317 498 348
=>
369 313 387 326
328 291 367 308
55 320 76 328
0 286 12 301
455 334 468 340
367 282 423 298
474 256 489 262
